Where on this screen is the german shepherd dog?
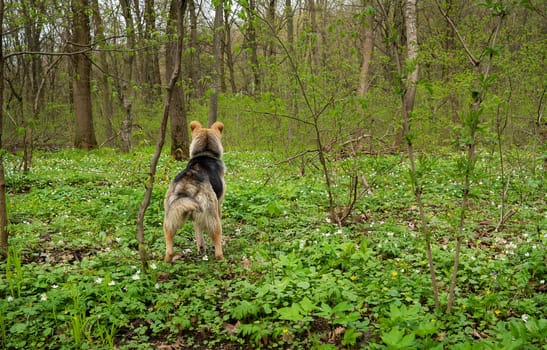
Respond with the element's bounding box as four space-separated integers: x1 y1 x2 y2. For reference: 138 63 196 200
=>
163 121 225 262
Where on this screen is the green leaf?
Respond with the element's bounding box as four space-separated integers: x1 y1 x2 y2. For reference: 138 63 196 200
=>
382 327 416 348
277 303 303 321
342 328 361 346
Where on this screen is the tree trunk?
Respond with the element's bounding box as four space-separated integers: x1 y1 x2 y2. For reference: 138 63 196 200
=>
119 0 136 153
188 0 203 97
307 0 320 72
91 0 115 146
142 0 162 99
285 0 297 147
357 0 374 97
0 0 8 256
71 0 97 150
401 0 440 309
136 0 188 271
167 0 189 160
224 7 237 93
245 0 260 94
208 1 223 126
21 0 44 170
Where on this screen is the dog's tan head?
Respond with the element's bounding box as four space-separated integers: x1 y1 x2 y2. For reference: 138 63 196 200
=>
189 121 224 158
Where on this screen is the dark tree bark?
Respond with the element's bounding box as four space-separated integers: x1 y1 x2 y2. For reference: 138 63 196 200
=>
166 0 189 160
71 0 97 150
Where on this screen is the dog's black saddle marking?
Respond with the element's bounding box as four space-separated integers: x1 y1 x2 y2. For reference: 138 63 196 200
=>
174 156 224 199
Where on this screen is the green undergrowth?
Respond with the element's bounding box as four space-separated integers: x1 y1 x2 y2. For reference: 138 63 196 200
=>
0 147 545 349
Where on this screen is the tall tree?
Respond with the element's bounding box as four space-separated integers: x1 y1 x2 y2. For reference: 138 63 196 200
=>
0 0 8 256
141 0 162 99
166 0 189 160
71 0 97 150
208 0 224 126
91 0 115 146
118 0 136 152
401 0 440 309
224 5 237 92
357 0 374 97
244 0 260 94
187 0 203 97
136 0 188 269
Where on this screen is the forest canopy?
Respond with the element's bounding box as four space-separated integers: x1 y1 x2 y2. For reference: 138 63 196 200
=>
0 0 544 154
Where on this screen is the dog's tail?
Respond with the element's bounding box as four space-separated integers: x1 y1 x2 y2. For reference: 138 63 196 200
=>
164 196 201 232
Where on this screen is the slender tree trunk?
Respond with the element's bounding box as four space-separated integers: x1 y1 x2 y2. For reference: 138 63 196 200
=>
0 0 8 256
285 0 297 147
401 0 440 309
166 0 189 160
136 0 188 271
119 0 136 152
91 0 114 146
357 0 374 97
267 0 276 58
245 0 260 94
21 0 44 170
142 0 162 99
71 0 97 150
307 0 320 72
188 0 203 97
208 1 223 126
433 0 505 312
224 7 237 93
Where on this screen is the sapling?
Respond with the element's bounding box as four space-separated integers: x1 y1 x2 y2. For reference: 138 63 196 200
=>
435 0 506 312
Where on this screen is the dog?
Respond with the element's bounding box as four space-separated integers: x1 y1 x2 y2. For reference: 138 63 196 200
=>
163 121 225 262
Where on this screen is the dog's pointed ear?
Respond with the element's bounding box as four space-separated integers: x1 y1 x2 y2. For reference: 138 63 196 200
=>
211 122 224 134
190 121 202 132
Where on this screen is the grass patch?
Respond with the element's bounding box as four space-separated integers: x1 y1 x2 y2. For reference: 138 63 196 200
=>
1 147 545 349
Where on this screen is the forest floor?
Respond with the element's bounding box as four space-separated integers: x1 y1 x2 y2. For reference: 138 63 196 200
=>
1 147 545 349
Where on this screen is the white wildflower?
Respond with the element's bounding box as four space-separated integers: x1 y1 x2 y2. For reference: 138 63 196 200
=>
7 296 14 302
521 314 529 322
95 277 103 284
40 293 48 301
132 270 141 280
51 284 58 289
108 280 116 286
202 255 209 261
150 262 157 270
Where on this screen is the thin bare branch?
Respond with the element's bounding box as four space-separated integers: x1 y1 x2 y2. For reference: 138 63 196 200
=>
433 0 479 67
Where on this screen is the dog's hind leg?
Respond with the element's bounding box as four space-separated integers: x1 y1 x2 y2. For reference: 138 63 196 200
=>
210 218 224 260
194 222 206 255
163 224 175 263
